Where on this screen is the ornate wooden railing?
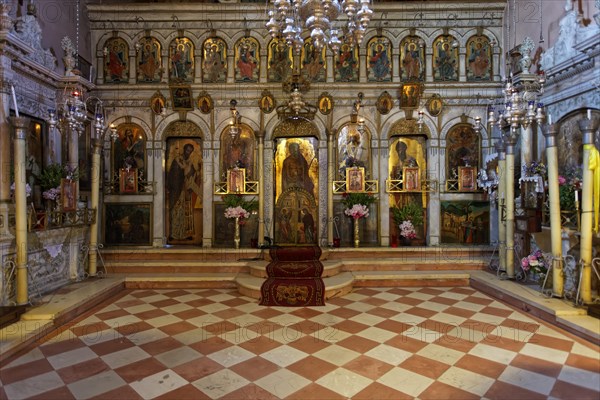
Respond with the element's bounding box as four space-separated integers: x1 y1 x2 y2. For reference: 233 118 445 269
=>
386 179 438 193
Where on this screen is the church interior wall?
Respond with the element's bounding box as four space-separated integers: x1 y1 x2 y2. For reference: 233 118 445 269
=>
1 1 598 296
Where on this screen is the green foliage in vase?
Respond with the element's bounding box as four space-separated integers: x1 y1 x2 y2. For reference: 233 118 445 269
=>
341 192 377 209
222 193 258 212
38 163 80 191
392 201 423 226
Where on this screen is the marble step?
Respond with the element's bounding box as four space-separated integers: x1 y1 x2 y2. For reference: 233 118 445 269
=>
236 270 474 300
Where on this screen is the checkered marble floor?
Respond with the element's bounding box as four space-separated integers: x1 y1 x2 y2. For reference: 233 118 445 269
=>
1 287 599 399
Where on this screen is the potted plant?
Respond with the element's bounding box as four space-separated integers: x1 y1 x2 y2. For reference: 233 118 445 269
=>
392 201 423 245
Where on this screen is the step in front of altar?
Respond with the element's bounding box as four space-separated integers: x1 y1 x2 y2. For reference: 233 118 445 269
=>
248 257 487 278
236 270 473 300
104 260 250 274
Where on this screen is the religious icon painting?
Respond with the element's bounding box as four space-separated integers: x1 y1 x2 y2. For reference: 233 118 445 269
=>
426 94 443 117
400 82 423 109
136 36 162 83
119 168 138 193
433 35 459 82
458 166 478 192
202 38 227 83
169 37 195 84
334 43 359 82
61 179 77 211
400 35 425 82
259 90 275 114
104 37 129 84
367 36 392 82
376 91 393 115
301 37 326 82
227 168 246 194
150 91 166 115
197 91 213 114
466 34 492 81
267 38 292 82
318 92 333 115
403 167 420 191
347 167 365 193
235 37 260 83
170 86 193 111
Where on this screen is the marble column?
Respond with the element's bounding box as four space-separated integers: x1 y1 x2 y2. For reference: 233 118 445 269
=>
427 142 441 245
11 116 30 305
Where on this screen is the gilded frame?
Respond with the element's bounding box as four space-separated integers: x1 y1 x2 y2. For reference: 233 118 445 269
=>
403 167 420 191
119 168 138 194
60 179 77 211
227 168 246 194
347 167 365 193
458 166 477 192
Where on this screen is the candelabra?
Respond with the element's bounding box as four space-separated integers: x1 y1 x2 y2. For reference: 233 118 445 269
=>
265 0 374 53
486 37 546 280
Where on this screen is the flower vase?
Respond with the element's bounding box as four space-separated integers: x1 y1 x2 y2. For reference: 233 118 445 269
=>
354 218 360 248
234 217 240 249
401 236 411 246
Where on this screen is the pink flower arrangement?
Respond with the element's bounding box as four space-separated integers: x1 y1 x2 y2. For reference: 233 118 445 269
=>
224 206 249 220
521 249 547 275
558 175 566 185
399 220 417 239
344 204 369 219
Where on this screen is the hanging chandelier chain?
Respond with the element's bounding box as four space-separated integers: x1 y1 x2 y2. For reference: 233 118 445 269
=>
266 0 373 53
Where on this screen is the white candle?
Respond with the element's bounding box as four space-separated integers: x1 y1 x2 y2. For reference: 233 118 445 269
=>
10 85 19 117
575 190 578 203
548 114 552 125
588 109 592 120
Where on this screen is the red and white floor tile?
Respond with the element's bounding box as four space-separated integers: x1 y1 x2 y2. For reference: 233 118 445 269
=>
1 287 599 399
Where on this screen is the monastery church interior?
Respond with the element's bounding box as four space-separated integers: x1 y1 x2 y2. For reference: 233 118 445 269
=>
0 1 599 399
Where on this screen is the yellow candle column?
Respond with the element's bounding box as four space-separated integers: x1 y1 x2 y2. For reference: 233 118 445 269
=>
88 138 103 277
504 132 518 279
578 117 599 304
257 130 265 246
543 123 563 297
10 116 30 305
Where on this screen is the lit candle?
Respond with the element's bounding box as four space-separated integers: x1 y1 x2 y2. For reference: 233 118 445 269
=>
10 85 19 117
575 190 578 203
588 109 592 120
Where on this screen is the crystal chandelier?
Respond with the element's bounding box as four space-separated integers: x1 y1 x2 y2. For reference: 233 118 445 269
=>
48 90 116 142
265 0 374 53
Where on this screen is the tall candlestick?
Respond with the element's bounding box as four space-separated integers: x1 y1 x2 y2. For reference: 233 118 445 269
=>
10 85 19 118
